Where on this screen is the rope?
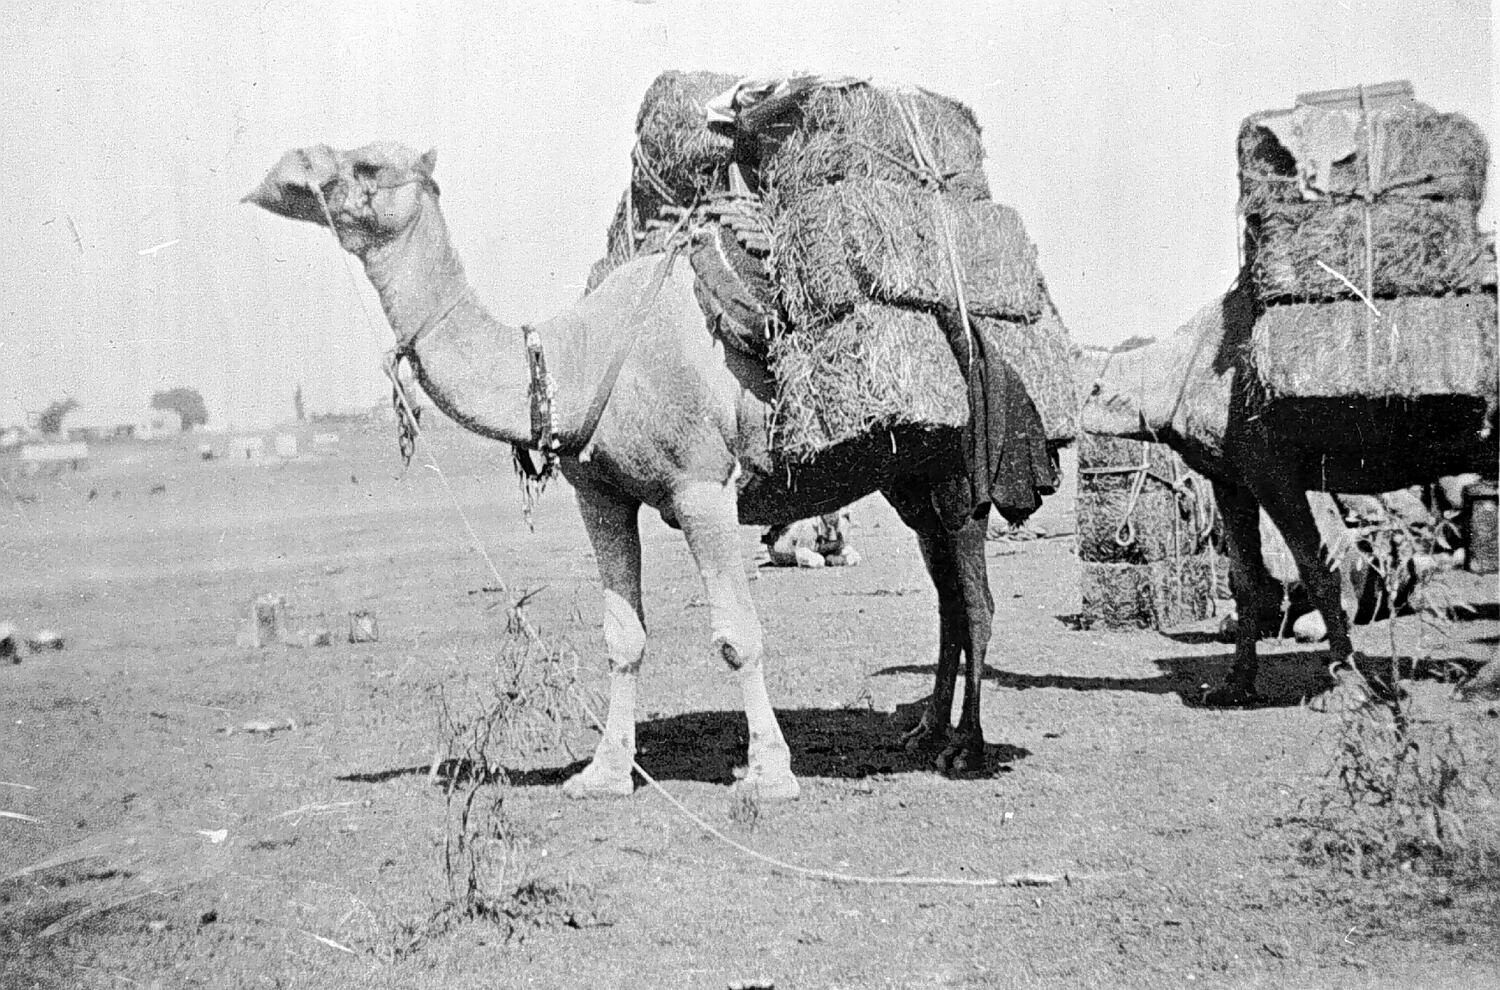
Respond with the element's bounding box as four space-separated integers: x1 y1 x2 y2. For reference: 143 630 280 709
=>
1357 84 1380 374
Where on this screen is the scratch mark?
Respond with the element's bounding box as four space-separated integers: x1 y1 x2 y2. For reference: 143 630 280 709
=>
65 214 84 254
137 238 181 257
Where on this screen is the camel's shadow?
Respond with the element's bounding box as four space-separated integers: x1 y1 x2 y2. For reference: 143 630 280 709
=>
873 650 1474 710
337 705 1031 790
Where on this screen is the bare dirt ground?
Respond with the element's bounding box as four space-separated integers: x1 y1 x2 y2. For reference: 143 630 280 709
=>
1 420 1496 990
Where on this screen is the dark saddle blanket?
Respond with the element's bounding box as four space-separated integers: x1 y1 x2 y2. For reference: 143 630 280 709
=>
689 221 778 359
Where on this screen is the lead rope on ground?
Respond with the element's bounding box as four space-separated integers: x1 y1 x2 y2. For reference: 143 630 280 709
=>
313 190 1016 891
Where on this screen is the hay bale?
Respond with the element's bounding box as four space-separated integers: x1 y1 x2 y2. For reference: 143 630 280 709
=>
1076 435 1210 563
632 70 739 209
1238 101 1489 211
770 179 1045 326
769 303 967 458
760 83 989 205
978 302 1079 444
588 70 740 291
1248 291 1498 400
1247 200 1489 302
1079 558 1216 631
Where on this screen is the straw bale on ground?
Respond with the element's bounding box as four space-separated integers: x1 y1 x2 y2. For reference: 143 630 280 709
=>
1080 558 1216 631
1247 200 1489 302
770 179 1044 326
1248 291 1498 400
1076 435 1211 564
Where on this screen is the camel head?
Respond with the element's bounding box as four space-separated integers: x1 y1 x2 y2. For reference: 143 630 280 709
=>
243 143 438 255
1079 337 1169 441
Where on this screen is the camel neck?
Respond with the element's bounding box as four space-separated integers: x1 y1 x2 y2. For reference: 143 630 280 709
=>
361 196 535 446
1113 334 1200 441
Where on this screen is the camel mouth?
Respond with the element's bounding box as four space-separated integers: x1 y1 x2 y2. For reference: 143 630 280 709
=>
242 176 332 226
243 146 342 225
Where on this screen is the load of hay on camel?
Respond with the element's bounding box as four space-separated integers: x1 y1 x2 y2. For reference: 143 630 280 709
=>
1073 82 1497 633
1238 80 1497 439
586 70 1078 476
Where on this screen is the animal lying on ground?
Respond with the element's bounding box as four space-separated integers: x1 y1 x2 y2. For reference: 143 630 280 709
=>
763 509 860 567
244 143 1058 797
1082 284 1496 705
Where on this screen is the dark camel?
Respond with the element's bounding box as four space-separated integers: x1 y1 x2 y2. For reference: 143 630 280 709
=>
1082 283 1495 704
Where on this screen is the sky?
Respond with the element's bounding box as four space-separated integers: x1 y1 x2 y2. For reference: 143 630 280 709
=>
0 0 1493 430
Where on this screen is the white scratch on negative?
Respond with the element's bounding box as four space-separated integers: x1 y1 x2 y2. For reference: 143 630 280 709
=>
137 238 181 257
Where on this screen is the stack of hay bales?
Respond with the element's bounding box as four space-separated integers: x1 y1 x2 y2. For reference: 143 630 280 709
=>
752 80 1072 455
587 72 1078 457
1076 434 1217 630
1237 81 1497 433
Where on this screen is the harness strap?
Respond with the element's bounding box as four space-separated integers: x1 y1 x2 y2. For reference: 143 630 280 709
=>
576 247 686 462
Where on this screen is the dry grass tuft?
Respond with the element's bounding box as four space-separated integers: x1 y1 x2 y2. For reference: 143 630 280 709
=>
383 634 607 959
1294 512 1500 882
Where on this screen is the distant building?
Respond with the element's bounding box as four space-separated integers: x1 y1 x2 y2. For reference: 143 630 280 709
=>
139 409 182 439
63 404 183 442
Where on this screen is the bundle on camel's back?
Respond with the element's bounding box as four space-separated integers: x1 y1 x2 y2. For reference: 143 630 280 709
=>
242 73 1073 798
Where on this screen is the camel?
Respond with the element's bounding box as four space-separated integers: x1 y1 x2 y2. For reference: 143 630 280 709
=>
1081 282 1496 704
244 142 1048 798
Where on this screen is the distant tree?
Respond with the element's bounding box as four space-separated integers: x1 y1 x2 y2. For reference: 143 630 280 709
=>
33 398 79 436
293 383 306 423
150 387 208 431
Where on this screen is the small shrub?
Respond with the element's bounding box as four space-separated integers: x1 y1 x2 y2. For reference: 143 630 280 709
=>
385 628 607 958
1297 504 1500 881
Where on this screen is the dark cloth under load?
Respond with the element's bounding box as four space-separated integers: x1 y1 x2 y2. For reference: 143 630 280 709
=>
949 319 1058 524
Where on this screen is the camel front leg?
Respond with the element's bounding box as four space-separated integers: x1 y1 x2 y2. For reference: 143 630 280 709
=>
564 483 646 799
674 478 800 801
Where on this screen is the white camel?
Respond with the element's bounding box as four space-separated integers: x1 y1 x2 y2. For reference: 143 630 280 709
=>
245 143 1055 797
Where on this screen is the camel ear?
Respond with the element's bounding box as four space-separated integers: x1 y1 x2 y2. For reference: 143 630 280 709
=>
418 148 437 177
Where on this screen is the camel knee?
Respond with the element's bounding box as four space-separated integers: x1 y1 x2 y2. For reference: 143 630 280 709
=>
602 590 646 674
712 626 763 671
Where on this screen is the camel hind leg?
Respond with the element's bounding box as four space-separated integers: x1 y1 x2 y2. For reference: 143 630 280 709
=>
1211 480 1281 704
884 478 995 773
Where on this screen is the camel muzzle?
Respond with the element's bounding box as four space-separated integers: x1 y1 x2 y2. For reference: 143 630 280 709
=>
241 146 342 225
